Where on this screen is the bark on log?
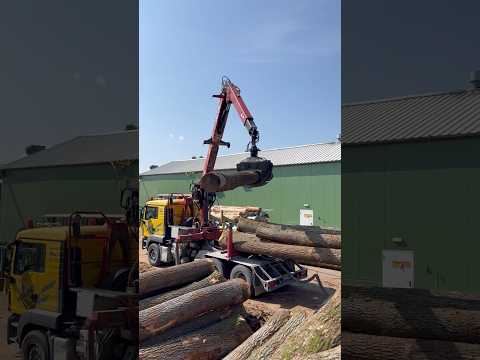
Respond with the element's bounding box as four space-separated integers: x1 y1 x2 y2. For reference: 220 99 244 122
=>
293 346 341 360
223 232 341 270
247 310 308 360
270 290 341 360
342 286 480 343
256 225 341 249
237 217 340 235
343 285 480 310
237 217 269 233
139 271 225 310
139 278 250 342
139 259 215 297
199 171 260 192
342 332 480 360
140 314 253 360
142 306 240 345
224 309 291 360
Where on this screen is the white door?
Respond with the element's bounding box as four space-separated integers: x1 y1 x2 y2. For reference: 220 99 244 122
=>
382 250 414 288
299 209 313 226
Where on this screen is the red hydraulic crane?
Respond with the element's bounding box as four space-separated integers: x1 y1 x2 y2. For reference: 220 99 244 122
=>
194 77 273 226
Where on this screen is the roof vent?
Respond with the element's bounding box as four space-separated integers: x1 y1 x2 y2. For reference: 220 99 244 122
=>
469 70 480 89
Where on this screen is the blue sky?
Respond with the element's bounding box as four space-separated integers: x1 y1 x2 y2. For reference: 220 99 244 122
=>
140 0 340 172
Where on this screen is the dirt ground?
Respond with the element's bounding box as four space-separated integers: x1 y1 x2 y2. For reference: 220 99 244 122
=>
0 294 20 359
242 266 340 319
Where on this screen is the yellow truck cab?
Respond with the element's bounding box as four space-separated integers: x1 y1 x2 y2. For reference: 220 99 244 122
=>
141 194 194 238
141 194 202 266
0 214 138 360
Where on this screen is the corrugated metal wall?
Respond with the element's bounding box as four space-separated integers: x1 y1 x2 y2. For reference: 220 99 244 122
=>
0 162 138 244
140 162 341 229
343 137 480 293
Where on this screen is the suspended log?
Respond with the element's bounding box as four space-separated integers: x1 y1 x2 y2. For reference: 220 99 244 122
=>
139 271 225 310
222 232 341 270
270 289 340 360
142 306 240 345
342 332 480 360
139 259 215 297
139 278 250 341
256 225 341 249
237 217 340 235
224 309 291 360
247 310 308 360
140 313 253 360
199 171 260 192
342 286 480 343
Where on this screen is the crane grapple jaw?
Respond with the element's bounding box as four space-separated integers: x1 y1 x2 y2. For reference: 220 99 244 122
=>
236 156 273 188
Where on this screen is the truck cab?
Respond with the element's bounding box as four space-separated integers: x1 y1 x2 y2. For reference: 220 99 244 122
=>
141 194 206 266
0 215 138 360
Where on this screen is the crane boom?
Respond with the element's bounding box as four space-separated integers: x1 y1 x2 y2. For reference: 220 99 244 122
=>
196 77 273 226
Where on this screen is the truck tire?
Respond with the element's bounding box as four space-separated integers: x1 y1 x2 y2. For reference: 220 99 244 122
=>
148 243 163 267
22 330 49 360
210 258 227 278
230 264 254 296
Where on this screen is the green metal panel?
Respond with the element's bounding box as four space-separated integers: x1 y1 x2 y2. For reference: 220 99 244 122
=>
0 162 138 244
139 162 341 229
343 137 480 293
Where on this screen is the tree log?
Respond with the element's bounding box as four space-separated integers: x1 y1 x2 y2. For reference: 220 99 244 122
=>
342 285 480 310
199 171 260 192
140 314 253 360
293 346 341 360
139 278 250 342
139 259 215 297
224 309 291 360
270 290 341 360
237 217 340 235
342 332 480 360
237 217 268 233
223 232 341 269
139 271 225 310
142 306 240 345
256 225 341 249
342 286 480 343
247 310 308 360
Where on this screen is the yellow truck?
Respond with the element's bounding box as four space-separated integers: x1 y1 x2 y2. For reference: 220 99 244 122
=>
0 212 138 360
140 194 206 266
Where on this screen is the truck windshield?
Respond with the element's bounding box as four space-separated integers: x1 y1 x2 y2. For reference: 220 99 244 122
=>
14 242 46 274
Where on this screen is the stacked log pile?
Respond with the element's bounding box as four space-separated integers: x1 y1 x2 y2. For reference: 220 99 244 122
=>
139 259 253 360
224 288 341 360
342 285 480 359
210 205 263 222
221 217 341 270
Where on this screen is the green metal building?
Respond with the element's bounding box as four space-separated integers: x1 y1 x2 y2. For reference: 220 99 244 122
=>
342 83 480 293
0 131 138 244
140 142 341 229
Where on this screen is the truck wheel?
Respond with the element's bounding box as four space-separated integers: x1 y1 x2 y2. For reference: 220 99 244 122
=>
230 264 254 296
22 330 49 360
210 258 227 278
148 243 162 266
